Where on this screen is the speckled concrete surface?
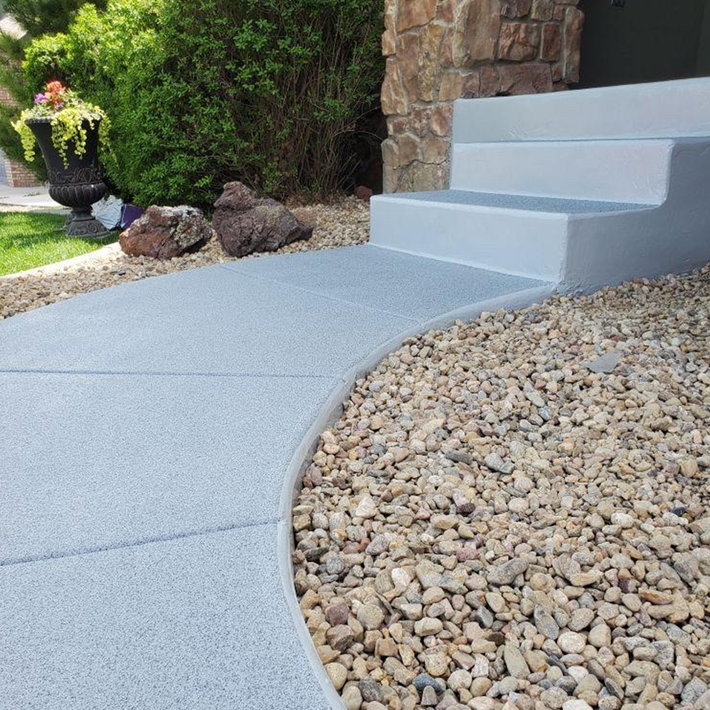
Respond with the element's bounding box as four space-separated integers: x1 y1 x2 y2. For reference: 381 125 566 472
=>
395 189 654 214
223 245 542 321
0 245 550 708
0 263 416 376
0 371 338 564
0 525 332 710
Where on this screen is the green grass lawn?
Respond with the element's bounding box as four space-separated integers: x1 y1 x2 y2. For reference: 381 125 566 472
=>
0 212 117 277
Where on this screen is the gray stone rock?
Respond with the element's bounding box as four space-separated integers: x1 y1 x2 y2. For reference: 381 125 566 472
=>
534 606 560 639
476 605 495 628
487 558 528 585
366 533 390 556
504 642 530 679
682 678 708 705
422 685 438 705
585 351 621 374
359 677 383 703
413 673 445 694
484 452 514 474
213 182 313 257
540 687 568 709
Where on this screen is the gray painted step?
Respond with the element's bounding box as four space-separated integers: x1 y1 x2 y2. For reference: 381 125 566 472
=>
370 188 665 284
450 140 671 204
0 246 552 709
385 189 654 214
406 82 710 289
452 77 710 143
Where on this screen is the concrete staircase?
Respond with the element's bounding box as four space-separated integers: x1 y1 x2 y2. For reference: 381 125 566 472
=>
371 78 710 291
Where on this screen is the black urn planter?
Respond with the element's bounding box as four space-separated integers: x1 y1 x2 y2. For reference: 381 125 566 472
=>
27 117 109 238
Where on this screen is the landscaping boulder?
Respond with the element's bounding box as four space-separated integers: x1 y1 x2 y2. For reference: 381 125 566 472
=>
212 182 313 257
354 185 373 202
119 205 212 259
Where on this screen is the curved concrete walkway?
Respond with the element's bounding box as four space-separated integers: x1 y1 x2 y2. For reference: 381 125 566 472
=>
0 244 552 709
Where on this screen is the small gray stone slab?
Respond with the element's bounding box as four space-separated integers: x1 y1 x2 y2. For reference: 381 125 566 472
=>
0 372 336 563
0 525 330 710
585 351 622 373
223 245 545 322
0 265 414 376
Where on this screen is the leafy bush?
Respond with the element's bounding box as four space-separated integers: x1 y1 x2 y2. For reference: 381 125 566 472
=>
22 0 384 206
23 0 161 191
2 0 107 35
0 0 105 177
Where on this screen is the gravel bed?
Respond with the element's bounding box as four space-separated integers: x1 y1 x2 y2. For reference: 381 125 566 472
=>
293 266 710 710
0 197 368 320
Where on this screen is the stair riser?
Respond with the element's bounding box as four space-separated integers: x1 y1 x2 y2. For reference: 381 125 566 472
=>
371 197 568 281
453 77 710 143
451 141 671 204
564 140 710 291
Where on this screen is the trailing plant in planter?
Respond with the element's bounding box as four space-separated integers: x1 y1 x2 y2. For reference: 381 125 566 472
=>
13 81 112 237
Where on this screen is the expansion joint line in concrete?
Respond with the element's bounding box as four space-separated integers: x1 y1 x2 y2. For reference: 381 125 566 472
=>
218 263 423 325
0 517 279 568
0 367 335 379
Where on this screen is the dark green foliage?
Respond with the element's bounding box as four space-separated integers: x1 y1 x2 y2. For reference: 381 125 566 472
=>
0 0 104 178
2 0 106 35
20 0 384 206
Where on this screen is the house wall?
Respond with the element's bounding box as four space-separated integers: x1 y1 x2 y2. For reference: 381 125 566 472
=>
699 2 710 76
380 0 584 193
0 86 40 188
578 0 710 88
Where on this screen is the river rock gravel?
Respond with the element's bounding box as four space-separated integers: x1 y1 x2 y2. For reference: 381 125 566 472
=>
293 265 710 710
0 197 368 320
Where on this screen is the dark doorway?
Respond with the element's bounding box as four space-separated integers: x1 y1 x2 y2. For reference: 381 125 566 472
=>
578 0 710 88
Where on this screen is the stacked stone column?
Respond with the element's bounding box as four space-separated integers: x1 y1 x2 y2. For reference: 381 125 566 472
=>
381 0 584 192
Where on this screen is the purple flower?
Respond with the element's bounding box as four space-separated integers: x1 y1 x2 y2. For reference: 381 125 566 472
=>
34 93 48 105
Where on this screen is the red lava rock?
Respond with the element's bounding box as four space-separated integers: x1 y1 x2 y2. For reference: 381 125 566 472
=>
325 602 350 627
119 205 212 260
354 185 374 202
212 182 313 257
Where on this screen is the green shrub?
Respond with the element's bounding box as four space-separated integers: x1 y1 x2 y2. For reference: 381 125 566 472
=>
2 0 107 35
0 0 106 177
22 0 383 206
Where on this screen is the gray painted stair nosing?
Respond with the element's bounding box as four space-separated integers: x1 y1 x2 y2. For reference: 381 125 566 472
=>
366 242 559 283
375 191 659 217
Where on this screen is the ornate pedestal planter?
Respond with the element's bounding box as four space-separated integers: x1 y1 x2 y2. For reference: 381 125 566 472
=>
26 117 110 238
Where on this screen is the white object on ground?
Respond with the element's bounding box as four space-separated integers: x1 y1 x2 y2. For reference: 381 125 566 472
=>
92 195 123 230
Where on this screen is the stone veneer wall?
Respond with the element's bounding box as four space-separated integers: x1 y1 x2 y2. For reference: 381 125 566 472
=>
0 86 40 188
381 0 584 192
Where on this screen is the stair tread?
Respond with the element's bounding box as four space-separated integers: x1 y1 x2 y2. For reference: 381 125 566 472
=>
383 189 656 215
